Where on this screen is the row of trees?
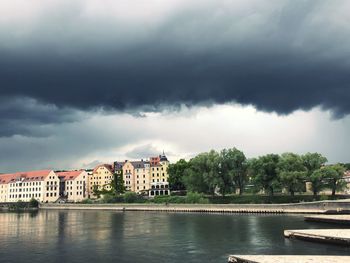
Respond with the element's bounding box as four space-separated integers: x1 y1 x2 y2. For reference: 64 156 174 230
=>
168 148 348 197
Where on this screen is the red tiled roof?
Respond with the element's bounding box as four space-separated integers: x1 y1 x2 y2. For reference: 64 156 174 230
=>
57 170 84 181
0 170 52 184
93 164 113 173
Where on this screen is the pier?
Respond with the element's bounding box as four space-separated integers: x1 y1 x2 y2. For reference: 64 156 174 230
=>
284 229 350 246
228 255 350 263
305 215 350 225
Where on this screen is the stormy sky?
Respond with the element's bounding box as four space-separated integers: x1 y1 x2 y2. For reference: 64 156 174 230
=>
1 0 350 172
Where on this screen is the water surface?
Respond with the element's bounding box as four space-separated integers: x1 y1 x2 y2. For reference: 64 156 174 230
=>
0 210 349 262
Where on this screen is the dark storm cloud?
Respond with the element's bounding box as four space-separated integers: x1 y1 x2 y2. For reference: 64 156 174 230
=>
0 97 81 136
1 0 350 136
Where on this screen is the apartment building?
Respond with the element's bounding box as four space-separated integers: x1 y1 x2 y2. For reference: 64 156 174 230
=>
123 161 136 192
149 153 170 196
119 152 170 196
0 170 60 203
88 164 114 198
57 170 88 202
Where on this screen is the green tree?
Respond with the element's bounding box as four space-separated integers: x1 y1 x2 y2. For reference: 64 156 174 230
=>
168 159 189 191
309 169 327 196
302 152 328 196
183 151 219 195
110 170 126 195
225 148 247 195
249 154 280 196
325 164 346 196
217 148 247 196
92 185 101 198
202 150 221 195
277 153 306 196
339 163 350 170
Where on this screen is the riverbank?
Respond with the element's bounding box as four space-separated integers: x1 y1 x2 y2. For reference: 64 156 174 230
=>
40 200 350 214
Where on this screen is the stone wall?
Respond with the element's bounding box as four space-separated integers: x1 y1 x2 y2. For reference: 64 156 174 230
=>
39 200 350 214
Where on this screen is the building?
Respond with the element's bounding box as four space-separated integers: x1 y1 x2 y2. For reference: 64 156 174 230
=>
133 160 151 194
57 170 88 202
88 164 114 198
0 170 60 203
149 152 170 196
113 161 124 175
343 170 350 194
0 174 13 202
122 161 136 192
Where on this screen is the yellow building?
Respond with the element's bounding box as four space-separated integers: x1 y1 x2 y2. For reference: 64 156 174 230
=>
122 160 151 193
88 164 114 198
149 153 170 196
57 170 88 202
122 161 135 192
0 170 60 203
135 161 151 193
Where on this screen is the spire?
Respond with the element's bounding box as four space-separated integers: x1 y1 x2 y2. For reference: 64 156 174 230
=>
160 150 168 162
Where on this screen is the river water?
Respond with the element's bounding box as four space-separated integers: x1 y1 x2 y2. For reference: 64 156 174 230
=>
0 210 349 262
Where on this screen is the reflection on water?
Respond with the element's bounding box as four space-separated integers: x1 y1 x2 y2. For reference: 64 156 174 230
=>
0 211 349 263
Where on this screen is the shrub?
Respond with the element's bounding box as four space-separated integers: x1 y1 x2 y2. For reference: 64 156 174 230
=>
29 198 39 208
123 192 139 203
186 192 209 204
81 199 93 204
151 195 185 204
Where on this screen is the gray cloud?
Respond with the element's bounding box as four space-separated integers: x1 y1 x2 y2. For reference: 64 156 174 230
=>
0 97 83 137
125 144 171 160
0 0 350 138
1 0 350 172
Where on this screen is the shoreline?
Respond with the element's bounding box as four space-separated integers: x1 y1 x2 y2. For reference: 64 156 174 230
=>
39 200 350 214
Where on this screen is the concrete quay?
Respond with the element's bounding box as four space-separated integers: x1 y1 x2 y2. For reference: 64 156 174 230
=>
39 200 350 214
305 215 350 225
284 229 350 246
228 255 350 263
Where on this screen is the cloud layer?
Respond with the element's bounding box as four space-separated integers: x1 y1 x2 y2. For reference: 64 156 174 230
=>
1 104 349 173
1 1 350 172
1 0 350 137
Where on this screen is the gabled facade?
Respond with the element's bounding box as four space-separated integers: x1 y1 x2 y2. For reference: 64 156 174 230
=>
123 161 135 192
133 160 150 193
119 152 170 196
149 153 170 196
57 170 88 202
88 164 114 198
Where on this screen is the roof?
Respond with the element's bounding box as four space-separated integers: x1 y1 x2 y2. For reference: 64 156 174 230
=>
0 170 53 184
113 161 124 170
56 170 85 181
159 152 168 162
93 164 113 173
131 161 145 169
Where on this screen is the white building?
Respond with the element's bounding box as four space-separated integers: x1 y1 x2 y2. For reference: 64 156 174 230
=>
57 170 88 202
0 170 60 203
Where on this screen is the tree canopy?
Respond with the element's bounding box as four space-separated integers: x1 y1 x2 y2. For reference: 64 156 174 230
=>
248 154 280 196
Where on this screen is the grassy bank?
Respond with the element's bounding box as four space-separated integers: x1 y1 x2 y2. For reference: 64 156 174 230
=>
0 198 39 211
82 192 350 205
